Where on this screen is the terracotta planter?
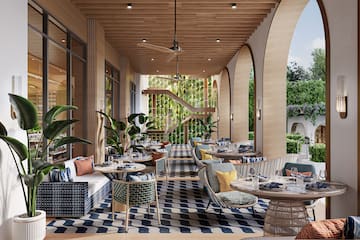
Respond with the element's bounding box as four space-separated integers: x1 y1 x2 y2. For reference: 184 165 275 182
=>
13 210 46 240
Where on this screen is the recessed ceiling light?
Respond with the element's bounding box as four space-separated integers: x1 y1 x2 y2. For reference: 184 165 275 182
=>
231 3 237 9
151 58 155 61
207 58 212 61
156 70 159 73
61 39 66 43
142 39 147 43
216 39 221 43
127 3 132 9
202 70 206 73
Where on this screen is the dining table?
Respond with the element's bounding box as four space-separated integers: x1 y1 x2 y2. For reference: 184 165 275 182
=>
231 177 347 236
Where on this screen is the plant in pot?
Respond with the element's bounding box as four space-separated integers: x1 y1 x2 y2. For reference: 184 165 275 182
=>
97 111 154 156
198 114 218 140
0 94 90 240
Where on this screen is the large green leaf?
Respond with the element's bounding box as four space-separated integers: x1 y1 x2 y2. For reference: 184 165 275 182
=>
53 136 91 149
43 119 78 140
128 113 141 124
0 122 7 136
0 136 28 160
44 105 77 124
138 114 147 124
115 121 126 131
9 94 38 130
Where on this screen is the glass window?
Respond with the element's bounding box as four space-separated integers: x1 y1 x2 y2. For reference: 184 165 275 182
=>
48 17 67 48
28 28 43 159
28 5 42 31
105 62 120 118
130 82 136 114
27 2 87 162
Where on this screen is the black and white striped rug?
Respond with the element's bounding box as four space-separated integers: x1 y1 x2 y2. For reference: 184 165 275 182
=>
47 181 267 234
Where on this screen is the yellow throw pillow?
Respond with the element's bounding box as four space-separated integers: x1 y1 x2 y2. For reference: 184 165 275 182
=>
200 149 212 160
216 170 237 192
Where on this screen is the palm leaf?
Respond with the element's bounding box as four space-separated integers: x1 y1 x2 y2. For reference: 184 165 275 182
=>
0 122 7 136
9 94 38 130
43 119 78 140
0 136 28 160
53 136 91 149
44 105 77 124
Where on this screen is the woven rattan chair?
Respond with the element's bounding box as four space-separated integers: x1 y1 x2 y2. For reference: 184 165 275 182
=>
198 162 258 214
112 179 160 232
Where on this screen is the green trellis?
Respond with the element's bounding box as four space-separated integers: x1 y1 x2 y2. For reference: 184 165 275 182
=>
148 76 215 144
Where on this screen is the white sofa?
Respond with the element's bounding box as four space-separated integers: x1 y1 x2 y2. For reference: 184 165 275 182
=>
37 157 111 217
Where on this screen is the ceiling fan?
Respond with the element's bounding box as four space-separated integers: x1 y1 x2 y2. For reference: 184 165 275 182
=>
137 0 183 62
157 55 185 81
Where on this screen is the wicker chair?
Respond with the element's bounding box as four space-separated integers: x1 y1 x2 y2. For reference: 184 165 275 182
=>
198 162 258 214
112 179 160 232
192 145 222 169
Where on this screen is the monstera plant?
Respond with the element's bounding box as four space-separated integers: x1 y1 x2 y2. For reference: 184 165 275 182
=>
0 94 91 219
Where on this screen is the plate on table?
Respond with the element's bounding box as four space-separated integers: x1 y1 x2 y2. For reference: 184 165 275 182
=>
306 182 331 191
259 182 285 192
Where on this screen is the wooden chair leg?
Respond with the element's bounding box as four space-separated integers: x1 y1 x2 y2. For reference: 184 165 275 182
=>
125 206 129 232
156 197 161 225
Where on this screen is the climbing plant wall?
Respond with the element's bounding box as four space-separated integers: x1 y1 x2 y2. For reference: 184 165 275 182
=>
148 76 216 143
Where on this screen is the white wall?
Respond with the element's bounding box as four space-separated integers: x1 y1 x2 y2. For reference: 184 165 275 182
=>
324 0 358 217
0 0 28 239
136 74 149 114
245 6 278 153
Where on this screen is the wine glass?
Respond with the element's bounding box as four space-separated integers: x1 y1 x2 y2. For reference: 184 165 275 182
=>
319 170 326 181
290 167 298 177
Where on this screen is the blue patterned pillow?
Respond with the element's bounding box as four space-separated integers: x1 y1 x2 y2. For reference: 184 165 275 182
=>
50 167 73 182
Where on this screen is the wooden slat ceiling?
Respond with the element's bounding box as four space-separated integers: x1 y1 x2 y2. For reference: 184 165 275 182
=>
70 0 279 77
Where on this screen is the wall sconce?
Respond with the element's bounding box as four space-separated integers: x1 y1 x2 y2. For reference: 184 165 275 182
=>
230 113 234 121
256 98 261 120
336 75 347 119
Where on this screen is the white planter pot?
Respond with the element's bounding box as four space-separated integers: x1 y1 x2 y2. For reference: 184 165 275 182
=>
13 210 46 240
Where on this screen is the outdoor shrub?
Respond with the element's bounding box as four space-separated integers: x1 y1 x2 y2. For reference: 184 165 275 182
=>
287 139 300 154
248 131 254 140
286 133 305 143
309 143 326 162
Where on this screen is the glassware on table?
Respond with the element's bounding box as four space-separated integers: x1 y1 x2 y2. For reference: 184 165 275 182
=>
319 170 326 181
274 169 282 181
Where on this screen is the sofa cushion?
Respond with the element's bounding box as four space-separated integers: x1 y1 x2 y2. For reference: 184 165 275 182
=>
216 191 257 206
344 216 360 239
72 171 109 197
295 218 345 239
64 156 84 180
74 156 94 176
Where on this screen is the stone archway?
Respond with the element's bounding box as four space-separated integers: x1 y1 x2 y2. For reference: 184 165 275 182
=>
291 122 306 136
232 45 254 143
262 0 309 159
218 68 231 139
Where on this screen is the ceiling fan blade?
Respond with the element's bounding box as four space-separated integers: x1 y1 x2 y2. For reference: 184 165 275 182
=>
137 42 175 54
157 76 178 82
166 54 177 63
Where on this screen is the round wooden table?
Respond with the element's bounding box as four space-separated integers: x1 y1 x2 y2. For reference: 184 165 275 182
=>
206 150 259 160
231 178 347 236
94 162 146 175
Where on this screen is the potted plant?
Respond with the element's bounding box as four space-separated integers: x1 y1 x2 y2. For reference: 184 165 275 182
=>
97 111 154 155
0 94 90 240
198 114 218 140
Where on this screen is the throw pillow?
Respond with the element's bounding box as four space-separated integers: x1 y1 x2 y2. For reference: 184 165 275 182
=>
216 170 237 192
344 216 360 239
74 155 94 176
296 218 345 239
49 167 73 182
285 169 312 177
200 149 212 160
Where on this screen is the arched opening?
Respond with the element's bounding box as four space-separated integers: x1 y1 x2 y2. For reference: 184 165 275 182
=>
232 45 255 143
315 125 326 144
291 122 306 136
212 80 218 139
218 68 231 139
264 0 329 219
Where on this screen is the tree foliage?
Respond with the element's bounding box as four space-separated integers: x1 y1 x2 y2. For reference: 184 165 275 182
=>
287 79 325 105
310 48 326 81
287 61 310 81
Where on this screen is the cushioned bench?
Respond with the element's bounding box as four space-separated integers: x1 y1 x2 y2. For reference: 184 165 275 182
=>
36 157 111 217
